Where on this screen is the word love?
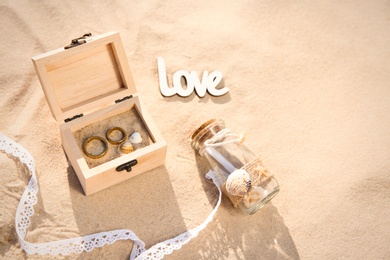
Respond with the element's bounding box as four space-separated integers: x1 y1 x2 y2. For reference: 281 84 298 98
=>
157 57 229 97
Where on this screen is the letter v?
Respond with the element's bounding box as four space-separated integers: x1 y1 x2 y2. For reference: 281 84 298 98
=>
191 71 208 97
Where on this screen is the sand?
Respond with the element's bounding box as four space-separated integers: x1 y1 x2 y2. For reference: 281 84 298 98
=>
1 0 390 259
73 108 152 168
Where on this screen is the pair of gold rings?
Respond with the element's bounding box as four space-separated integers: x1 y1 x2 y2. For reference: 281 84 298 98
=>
82 127 127 159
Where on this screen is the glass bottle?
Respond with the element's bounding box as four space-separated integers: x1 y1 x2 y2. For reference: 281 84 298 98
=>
191 119 279 215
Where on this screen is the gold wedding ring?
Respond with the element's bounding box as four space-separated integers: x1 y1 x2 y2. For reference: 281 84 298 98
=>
106 127 127 145
83 136 108 159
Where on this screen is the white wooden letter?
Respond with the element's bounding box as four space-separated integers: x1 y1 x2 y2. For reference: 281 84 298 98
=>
207 71 229 96
173 70 194 97
191 71 208 97
157 57 176 97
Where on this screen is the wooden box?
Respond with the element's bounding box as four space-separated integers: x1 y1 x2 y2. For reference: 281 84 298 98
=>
32 32 167 195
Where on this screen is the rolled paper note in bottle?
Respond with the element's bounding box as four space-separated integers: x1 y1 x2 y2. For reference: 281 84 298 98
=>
191 119 279 215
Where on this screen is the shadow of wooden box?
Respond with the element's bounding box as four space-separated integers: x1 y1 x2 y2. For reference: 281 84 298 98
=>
32 32 167 195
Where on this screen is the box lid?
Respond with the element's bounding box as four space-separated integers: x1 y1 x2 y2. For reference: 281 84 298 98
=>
32 32 137 123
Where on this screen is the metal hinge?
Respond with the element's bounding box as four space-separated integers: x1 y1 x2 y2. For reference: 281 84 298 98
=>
64 33 92 49
115 95 133 103
64 114 83 123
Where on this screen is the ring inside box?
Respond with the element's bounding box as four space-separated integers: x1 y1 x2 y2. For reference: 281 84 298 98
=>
73 107 152 169
32 32 167 195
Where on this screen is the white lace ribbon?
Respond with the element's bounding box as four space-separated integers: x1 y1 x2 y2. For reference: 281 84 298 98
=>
0 133 221 259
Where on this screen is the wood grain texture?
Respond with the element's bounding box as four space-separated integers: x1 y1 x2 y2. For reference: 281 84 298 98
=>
34 32 166 195
32 32 136 122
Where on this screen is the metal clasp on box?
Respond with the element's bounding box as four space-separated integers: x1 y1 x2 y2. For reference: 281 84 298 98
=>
64 33 92 49
116 159 138 172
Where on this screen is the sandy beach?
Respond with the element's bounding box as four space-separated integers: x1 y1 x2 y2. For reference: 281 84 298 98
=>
1 1 390 259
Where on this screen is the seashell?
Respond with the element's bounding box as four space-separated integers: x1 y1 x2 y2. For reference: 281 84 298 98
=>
120 141 134 154
225 169 251 196
129 132 142 144
243 186 268 208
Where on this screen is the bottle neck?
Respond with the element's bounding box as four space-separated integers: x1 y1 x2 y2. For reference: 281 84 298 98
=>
191 119 225 152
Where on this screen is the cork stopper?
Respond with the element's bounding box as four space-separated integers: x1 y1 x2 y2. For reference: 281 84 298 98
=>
190 119 216 140
191 119 225 151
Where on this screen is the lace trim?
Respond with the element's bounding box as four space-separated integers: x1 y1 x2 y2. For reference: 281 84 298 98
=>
0 133 221 259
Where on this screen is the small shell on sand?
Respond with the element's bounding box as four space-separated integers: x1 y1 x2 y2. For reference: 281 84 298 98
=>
225 169 251 196
243 186 268 208
129 132 142 144
120 141 134 154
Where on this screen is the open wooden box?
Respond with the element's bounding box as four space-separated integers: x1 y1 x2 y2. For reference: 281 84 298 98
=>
32 32 167 195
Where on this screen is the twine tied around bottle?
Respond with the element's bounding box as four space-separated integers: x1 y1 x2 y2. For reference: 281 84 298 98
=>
203 128 246 148
201 129 272 208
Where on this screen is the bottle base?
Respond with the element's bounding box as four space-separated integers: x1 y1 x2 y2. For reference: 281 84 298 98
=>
240 186 280 215
239 176 280 215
